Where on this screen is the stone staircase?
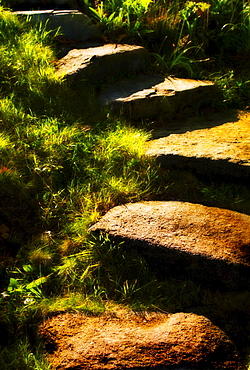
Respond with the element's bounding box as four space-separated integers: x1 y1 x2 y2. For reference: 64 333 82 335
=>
15 9 220 122
90 201 250 291
55 41 219 121
15 9 250 370
145 110 250 180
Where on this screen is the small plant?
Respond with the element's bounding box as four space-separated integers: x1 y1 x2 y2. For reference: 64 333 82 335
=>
153 44 201 77
179 1 211 41
2 269 50 306
0 339 52 370
89 0 152 40
211 70 250 109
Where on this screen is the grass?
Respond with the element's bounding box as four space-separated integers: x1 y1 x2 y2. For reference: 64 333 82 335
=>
0 2 250 369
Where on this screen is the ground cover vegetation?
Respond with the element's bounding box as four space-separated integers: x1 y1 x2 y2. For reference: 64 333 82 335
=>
0 1 250 369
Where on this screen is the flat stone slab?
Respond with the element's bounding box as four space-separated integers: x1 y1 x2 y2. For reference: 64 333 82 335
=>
145 111 250 179
13 10 100 41
90 201 250 290
56 44 149 84
39 310 241 369
13 0 79 9
99 75 219 120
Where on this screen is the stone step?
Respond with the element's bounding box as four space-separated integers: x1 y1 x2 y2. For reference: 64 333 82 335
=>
56 44 150 85
98 74 219 120
12 0 79 10
90 201 250 291
13 10 100 41
39 310 241 369
145 110 250 179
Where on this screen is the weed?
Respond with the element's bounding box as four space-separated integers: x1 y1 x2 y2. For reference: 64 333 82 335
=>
211 70 250 109
89 0 152 41
0 337 52 369
153 44 201 77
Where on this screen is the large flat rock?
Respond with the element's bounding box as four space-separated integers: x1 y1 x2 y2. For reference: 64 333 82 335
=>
13 0 78 9
145 111 250 179
13 10 100 41
99 75 219 120
56 44 149 85
90 201 250 290
39 310 241 369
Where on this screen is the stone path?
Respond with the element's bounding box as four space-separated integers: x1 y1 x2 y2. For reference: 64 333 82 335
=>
14 8 250 369
13 10 100 41
55 43 149 84
99 75 217 121
90 201 250 290
145 111 250 179
39 310 242 369
54 40 218 120
16 10 219 121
